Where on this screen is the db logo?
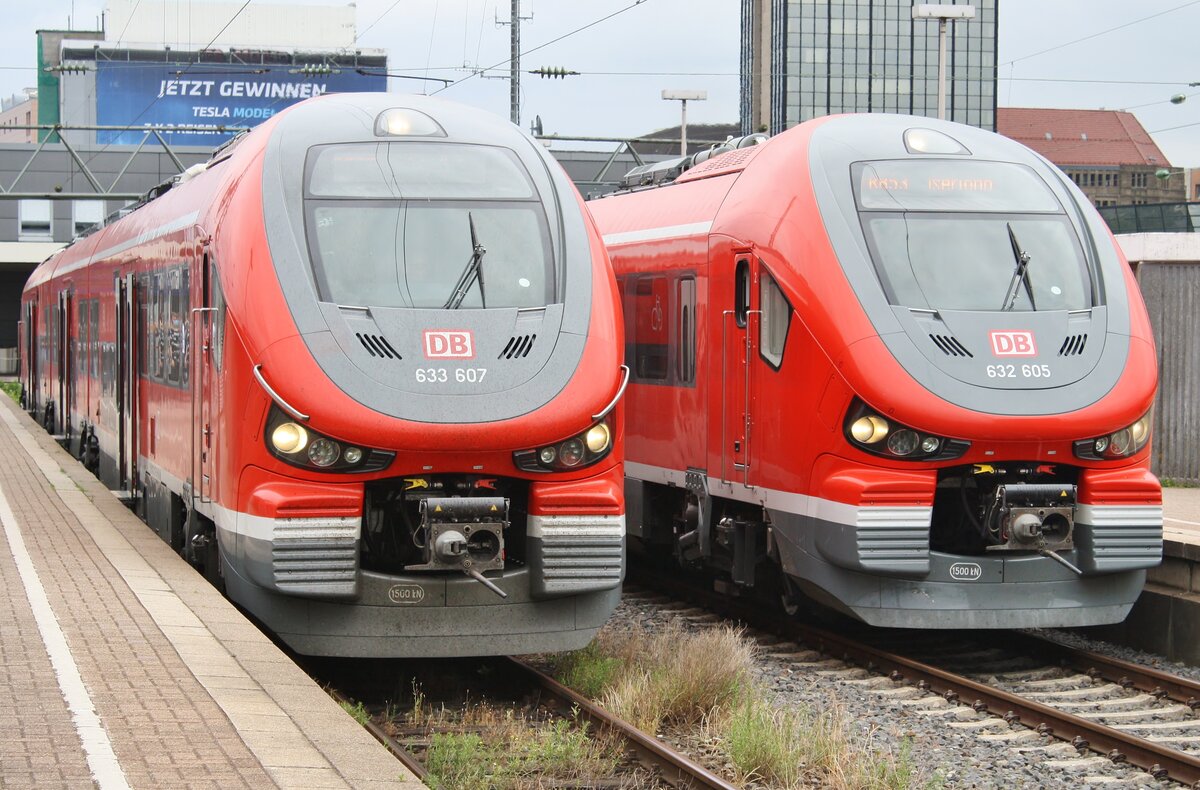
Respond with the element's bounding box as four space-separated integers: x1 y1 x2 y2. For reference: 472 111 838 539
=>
989 330 1037 357
423 330 475 359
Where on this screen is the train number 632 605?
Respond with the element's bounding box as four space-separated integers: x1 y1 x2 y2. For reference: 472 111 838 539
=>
986 363 1050 379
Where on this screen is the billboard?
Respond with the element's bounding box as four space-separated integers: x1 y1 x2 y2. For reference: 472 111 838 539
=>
95 61 386 145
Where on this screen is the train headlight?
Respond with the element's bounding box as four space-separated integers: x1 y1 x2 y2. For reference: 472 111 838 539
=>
559 438 585 467
264 406 394 473
850 415 889 444
272 422 309 454
585 423 612 454
513 416 616 473
1073 409 1153 461
844 400 968 461
903 128 969 156
308 439 340 467
886 430 920 456
374 108 446 137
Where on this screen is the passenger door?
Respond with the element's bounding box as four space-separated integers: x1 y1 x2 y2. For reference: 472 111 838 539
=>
192 246 217 510
57 289 73 438
22 300 36 415
720 255 759 485
116 272 139 494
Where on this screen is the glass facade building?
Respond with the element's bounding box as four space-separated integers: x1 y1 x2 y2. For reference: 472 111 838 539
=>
741 0 997 135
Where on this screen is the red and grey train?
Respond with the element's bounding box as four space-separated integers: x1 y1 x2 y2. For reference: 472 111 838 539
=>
19 93 627 656
589 114 1162 628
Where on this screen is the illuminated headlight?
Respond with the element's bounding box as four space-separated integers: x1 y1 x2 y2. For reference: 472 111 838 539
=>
272 422 309 454
850 415 889 444
264 406 394 473
844 400 968 461
374 108 446 137
585 423 612 453
1074 410 1153 460
514 417 615 473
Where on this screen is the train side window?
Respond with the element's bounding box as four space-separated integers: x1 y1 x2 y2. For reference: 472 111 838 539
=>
210 260 226 372
734 259 750 328
632 275 669 382
759 268 791 370
677 276 696 384
167 269 182 386
90 299 100 380
138 276 149 377
180 267 190 389
152 272 165 381
76 302 87 381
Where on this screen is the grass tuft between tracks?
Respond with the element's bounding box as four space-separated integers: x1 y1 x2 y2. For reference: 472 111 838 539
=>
404 689 622 790
0 381 19 402
554 622 928 790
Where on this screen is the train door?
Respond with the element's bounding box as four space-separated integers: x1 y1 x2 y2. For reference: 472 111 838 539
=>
23 301 36 414
116 272 139 494
56 289 73 438
721 255 760 485
192 249 216 509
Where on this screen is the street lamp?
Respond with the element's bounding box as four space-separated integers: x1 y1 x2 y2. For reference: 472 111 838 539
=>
662 89 707 157
912 4 976 121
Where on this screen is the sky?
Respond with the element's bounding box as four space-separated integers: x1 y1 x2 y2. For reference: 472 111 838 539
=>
3 0 1199 164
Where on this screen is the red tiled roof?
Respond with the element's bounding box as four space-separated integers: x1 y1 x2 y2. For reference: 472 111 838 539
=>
996 108 1172 167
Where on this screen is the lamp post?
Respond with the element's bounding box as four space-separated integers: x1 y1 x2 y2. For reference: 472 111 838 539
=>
662 89 707 157
912 4 975 121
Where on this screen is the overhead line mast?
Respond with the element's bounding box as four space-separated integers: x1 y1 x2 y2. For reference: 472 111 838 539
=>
498 0 533 125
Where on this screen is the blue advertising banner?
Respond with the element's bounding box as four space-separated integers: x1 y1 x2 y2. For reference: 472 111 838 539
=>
95 61 386 146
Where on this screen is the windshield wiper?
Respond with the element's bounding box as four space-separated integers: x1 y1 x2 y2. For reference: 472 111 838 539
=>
443 213 487 310
1001 222 1036 311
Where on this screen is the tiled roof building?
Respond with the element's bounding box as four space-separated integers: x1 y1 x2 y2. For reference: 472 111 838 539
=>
997 108 1184 207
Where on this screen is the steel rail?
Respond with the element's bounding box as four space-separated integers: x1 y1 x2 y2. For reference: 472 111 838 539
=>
627 568 1200 787
504 656 739 790
798 625 1200 786
1005 631 1200 711
325 687 428 783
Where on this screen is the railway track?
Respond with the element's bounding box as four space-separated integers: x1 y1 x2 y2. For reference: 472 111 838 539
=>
313 654 737 789
628 567 1200 787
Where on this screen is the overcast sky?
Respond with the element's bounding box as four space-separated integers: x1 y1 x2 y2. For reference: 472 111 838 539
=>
4 0 1199 165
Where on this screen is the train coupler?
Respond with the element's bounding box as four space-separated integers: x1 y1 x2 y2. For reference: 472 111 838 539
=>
985 483 1076 554
405 497 510 598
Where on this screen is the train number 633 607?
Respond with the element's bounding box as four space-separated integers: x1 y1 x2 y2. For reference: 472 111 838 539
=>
414 367 488 384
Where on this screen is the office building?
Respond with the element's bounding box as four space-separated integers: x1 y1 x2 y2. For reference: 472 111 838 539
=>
741 0 997 134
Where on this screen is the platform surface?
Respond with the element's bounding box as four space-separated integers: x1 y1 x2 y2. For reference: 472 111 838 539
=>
0 393 424 789
1164 487 1200 546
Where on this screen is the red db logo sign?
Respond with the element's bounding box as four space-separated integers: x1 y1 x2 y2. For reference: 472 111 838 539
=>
423 330 475 359
989 330 1037 357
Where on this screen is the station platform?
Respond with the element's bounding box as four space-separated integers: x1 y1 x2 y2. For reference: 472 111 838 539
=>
1088 487 1200 664
1163 486 1200 544
0 393 424 789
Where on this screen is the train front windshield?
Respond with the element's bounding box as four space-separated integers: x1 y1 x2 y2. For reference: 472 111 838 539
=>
854 160 1093 312
303 142 555 309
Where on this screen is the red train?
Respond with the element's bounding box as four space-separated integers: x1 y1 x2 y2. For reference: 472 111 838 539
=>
589 114 1162 628
19 93 627 657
